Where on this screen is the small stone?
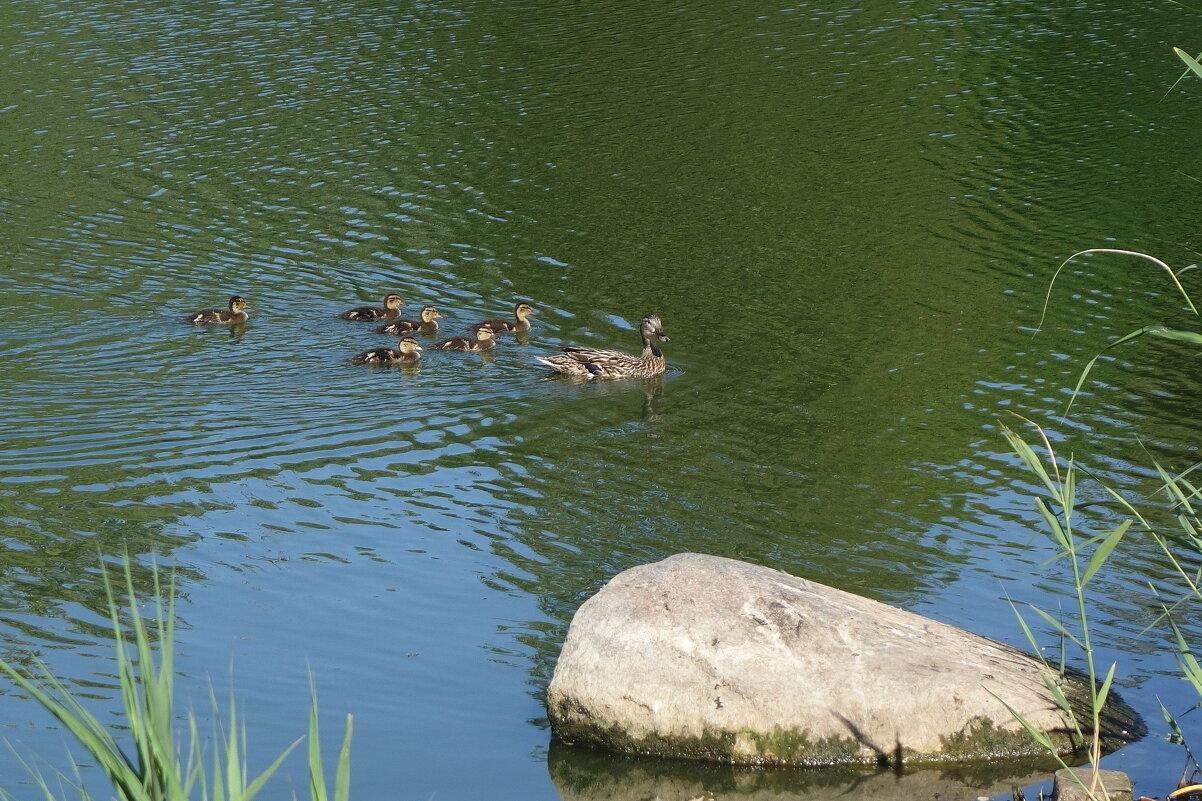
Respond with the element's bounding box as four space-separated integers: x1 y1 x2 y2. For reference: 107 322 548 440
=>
1052 767 1133 801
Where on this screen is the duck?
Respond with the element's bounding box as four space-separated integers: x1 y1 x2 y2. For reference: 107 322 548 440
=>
431 326 496 352
350 336 423 365
535 314 670 379
375 305 444 335
469 302 538 333
336 293 405 321
186 296 251 325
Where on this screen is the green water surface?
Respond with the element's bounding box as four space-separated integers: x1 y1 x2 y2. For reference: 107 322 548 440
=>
2 1 1201 799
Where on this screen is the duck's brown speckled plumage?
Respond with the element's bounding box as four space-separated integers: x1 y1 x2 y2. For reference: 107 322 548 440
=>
469 302 537 333
432 326 496 352
336 293 405 321
350 336 423 365
375 305 443 334
536 314 669 379
186 296 252 325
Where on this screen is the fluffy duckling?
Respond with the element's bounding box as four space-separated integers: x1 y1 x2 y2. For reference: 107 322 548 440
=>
350 336 423 365
469 302 538 333
336 293 405 321
535 314 669 379
431 326 496 352
186 296 251 325
375 305 444 335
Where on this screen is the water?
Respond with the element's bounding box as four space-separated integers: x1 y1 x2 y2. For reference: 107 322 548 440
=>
2 1 1202 798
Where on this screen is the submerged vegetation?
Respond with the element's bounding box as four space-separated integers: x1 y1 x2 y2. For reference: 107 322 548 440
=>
0 560 352 801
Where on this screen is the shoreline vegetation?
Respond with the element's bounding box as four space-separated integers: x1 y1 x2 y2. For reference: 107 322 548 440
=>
997 44 1202 801
0 559 352 801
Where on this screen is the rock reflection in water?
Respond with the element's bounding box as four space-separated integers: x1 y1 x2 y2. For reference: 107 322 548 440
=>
547 740 1058 801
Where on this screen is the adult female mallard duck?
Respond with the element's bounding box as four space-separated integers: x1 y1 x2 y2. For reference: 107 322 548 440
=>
375 305 444 334
469 302 537 333
186 296 252 325
431 326 496 352
535 314 669 379
336 293 405 321
350 336 423 365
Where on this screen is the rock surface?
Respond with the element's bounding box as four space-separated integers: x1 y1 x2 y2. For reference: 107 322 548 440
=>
1052 768 1134 801
546 553 1144 766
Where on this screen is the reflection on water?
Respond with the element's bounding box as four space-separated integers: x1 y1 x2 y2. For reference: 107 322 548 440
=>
547 741 1060 801
1 0 1201 798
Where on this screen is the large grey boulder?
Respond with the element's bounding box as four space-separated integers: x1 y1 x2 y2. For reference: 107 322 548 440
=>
547 553 1143 766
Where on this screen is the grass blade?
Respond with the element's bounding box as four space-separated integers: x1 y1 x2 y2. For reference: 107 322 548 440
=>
0 557 351 801
1082 520 1131 585
1035 497 1070 550
1175 47 1202 80
1027 604 1084 650
333 715 353 801
1094 662 1116 713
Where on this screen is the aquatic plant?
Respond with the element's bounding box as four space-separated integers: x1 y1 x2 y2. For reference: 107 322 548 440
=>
1028 46 1201 425
1114 455 1202 787
1000 419 1127 801
0 560 352 801
1039 248 1201 417
1004 51 1202 791
1176 46 1202 83
1004 417 1202 797
1009 123 1202 796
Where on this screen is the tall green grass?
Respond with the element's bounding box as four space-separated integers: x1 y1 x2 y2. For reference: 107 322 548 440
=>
1010 80 1202 789
1004 419 1202 797
1001 419 1127 801
0 560 352 801
1005 50 1202 791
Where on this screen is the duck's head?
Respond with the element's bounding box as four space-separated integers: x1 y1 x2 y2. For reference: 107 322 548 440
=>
514 302 537 320
640 314 669 342
475 326 495 341
420 306 444 322
398 337 423 354
229 296 252 311
384 294 405 309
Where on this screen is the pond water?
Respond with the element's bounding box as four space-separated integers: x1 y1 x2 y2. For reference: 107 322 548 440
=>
2 1 1202 799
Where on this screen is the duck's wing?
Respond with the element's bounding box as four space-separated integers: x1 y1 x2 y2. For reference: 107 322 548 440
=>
186 308 226 324
433 336 471 350
336 307 368 320
376 318 419 333
351 347 399 364
560 346 640 370
535 353 591 375
470 318 513 332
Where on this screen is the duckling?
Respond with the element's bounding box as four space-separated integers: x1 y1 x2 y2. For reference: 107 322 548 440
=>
350 336 423 365
469 302 538 333
336 293 405 321
186 296 251 325
535 314 669 379
431 326 496 352
375 305 444 335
